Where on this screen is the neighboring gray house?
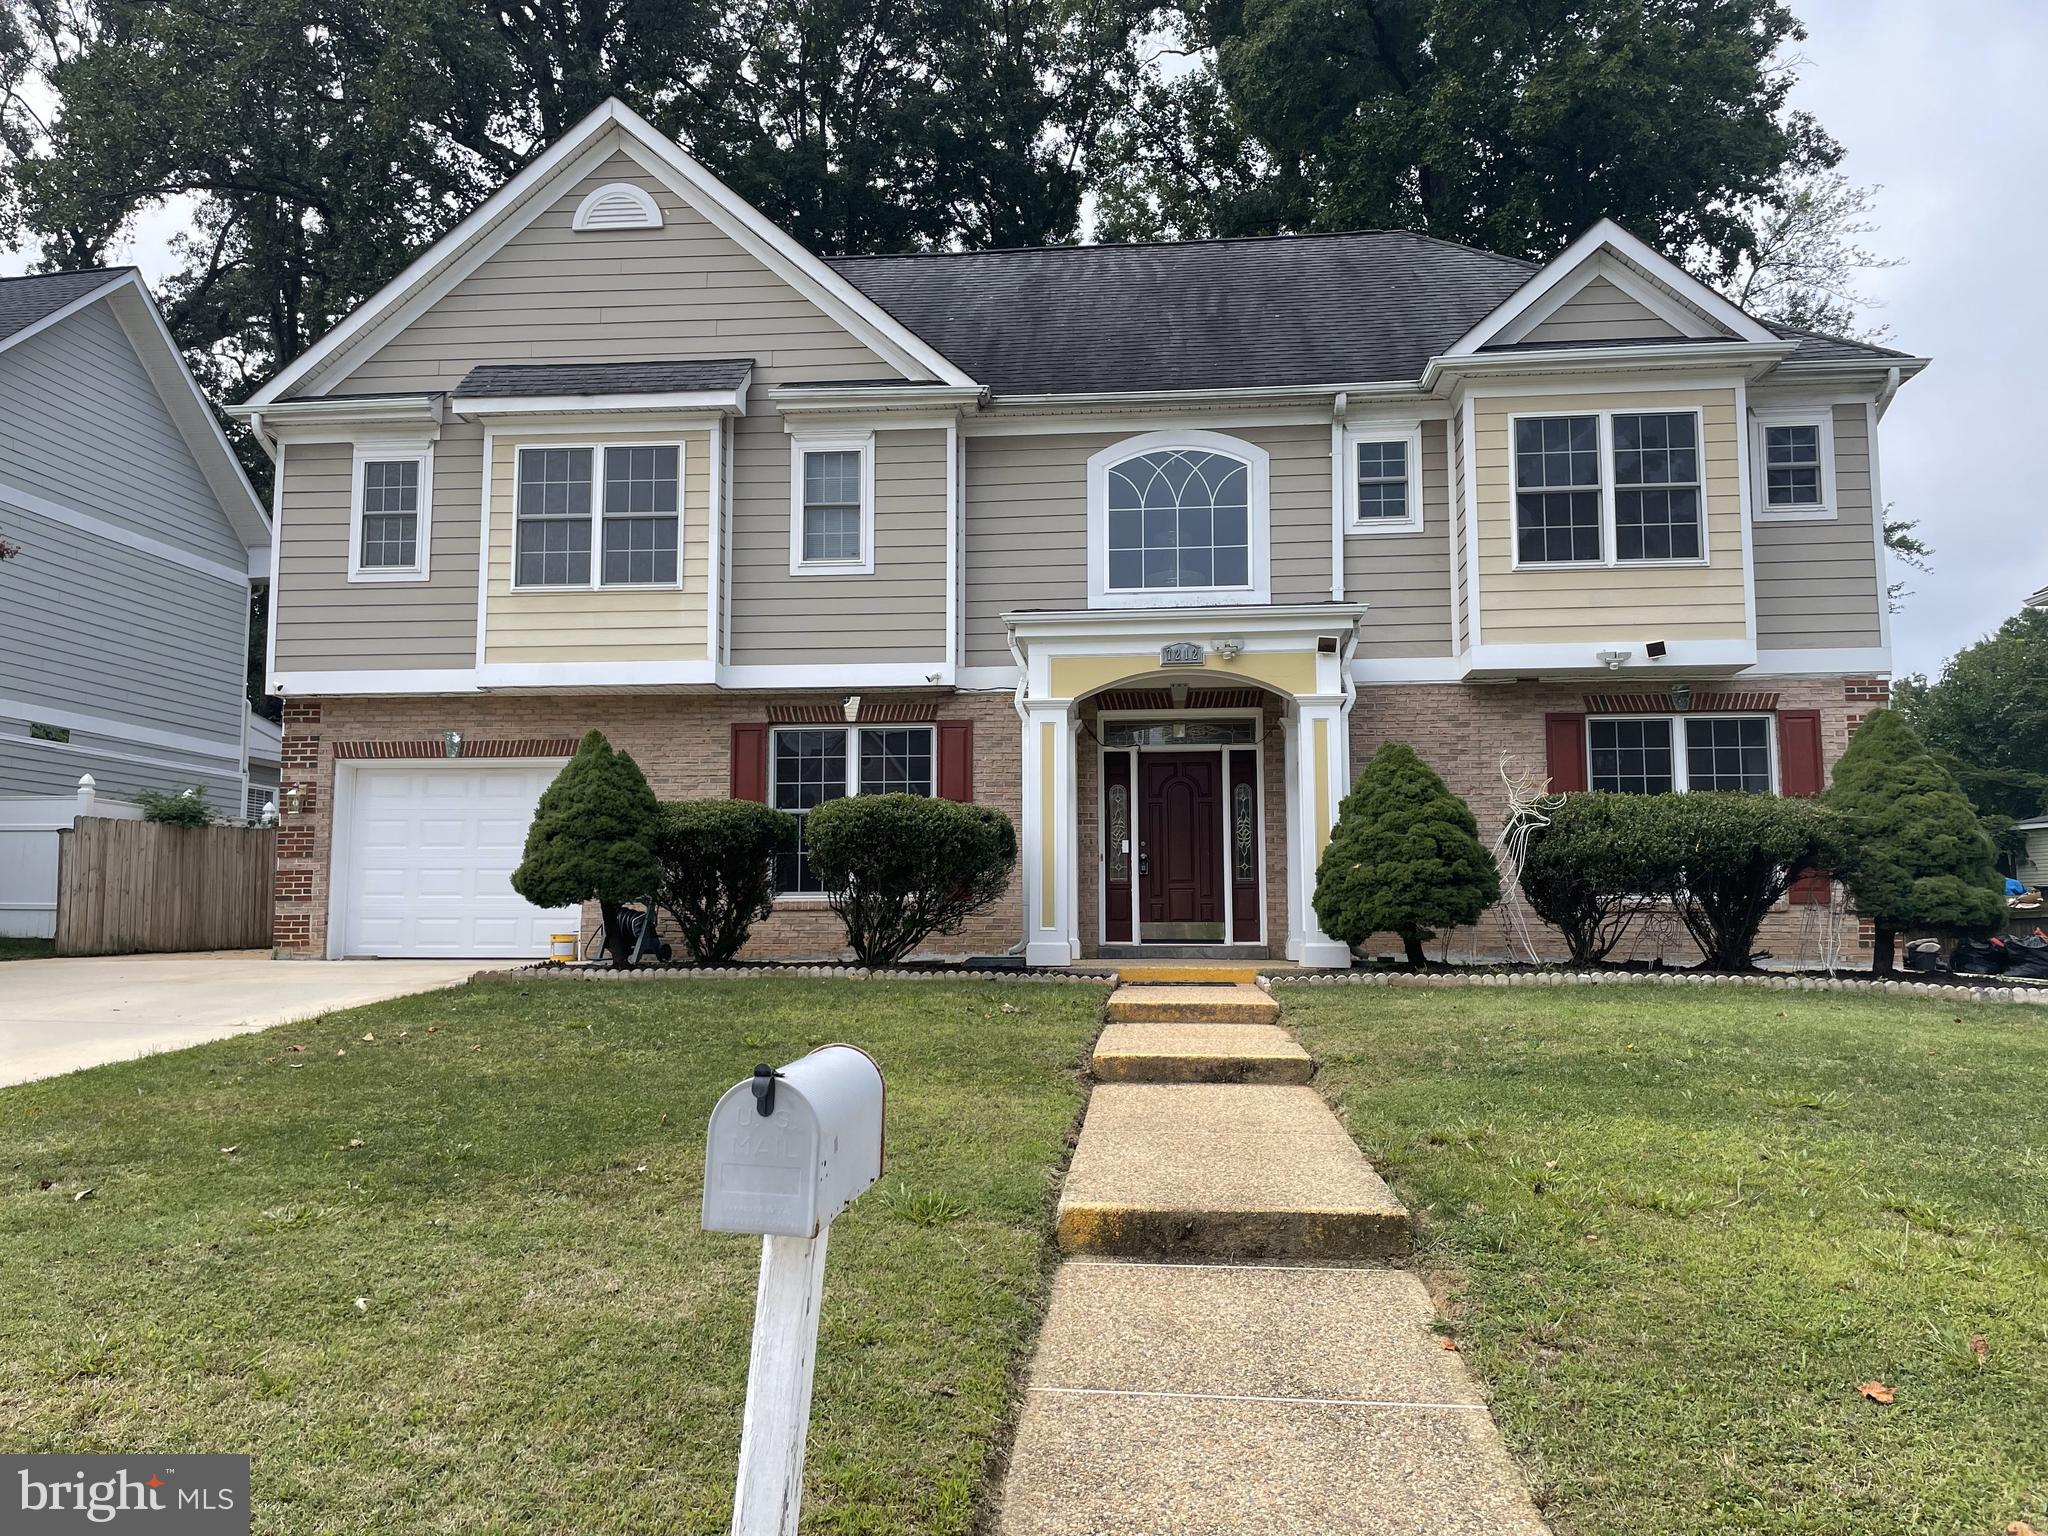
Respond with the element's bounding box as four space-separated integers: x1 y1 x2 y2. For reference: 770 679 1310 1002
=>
0 267 270 812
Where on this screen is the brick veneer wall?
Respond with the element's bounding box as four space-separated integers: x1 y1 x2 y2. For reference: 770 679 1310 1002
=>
277 690 1023 961
1346 674 1878 969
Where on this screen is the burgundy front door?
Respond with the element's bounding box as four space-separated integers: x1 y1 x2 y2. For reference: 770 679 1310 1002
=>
1140 753 1223 941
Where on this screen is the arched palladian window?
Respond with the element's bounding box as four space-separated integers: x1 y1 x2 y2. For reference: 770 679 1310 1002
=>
1086 429 1271 607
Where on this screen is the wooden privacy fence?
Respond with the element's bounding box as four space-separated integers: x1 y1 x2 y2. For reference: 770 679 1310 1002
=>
55 817 276 955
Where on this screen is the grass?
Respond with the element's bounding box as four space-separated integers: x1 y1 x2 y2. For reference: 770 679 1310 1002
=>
0 977 1107 1534
1287 986 2048 1536
0 937 53 961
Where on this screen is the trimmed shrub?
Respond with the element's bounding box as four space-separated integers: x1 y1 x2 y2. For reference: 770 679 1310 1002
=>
1313 742 1499 965
1658 792 1844 970
1824 707 2007 971
512 730 662 968
804 794 1016 966
1518 792 1668 965
135 786 217 827
652 799 795 963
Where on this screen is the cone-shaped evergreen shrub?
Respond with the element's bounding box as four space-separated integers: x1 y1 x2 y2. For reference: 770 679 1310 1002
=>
512 730 663 967
1313 741 1499 965
1824 707 2006 970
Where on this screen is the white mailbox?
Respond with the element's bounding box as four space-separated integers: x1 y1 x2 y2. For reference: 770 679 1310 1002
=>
702 1044 885 1238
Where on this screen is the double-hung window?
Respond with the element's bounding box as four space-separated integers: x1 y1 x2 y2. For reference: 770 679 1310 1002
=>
349 444 432 581
1587 715 1774 795
769 724 934 893
790 434 874 574
1751 411 1836 520
1345 425 1424 533
1513 410 1706 565
514 443 681 588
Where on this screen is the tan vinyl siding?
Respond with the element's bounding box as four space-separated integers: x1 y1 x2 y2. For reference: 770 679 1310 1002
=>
330 143 898 396
728 421 948 664
1522 277 1685 344
1345 419 1453 658
1753 402 1883 649
273 433 481 671
1473 389 1747 644
961 423 1332 668
483 428 711 664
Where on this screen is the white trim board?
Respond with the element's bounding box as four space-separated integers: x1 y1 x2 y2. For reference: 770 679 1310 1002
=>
0 479 251 588
0 698 244 764
244 99 975 407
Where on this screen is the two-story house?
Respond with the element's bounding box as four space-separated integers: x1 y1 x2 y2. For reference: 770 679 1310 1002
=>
235 99 1915 964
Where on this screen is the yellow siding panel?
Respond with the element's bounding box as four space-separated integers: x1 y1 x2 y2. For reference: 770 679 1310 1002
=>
483 426 712 665
1473 390 1747 646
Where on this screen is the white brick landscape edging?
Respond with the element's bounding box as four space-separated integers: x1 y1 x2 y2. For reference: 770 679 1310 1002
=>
1262 970 2048 1006
469 964 1113 986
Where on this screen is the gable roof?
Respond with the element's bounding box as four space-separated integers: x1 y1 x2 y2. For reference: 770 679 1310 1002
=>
242 98 975 408
831 230 1536 395
0 268 269 556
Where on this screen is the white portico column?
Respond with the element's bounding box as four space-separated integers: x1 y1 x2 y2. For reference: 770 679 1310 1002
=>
1287 692 1353 967
1021 696 1079 966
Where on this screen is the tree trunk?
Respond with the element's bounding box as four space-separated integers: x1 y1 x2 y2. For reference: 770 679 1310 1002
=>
1403 932 1428 967
1871 924 1897 974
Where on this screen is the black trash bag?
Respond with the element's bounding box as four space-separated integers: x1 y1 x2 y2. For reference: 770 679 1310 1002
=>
1903 940 1944 974
2003 931 2048 980
1950 936 2006 975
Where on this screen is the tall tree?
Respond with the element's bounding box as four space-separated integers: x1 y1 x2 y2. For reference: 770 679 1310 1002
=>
1095 0 1839 278
1 0 1149 399
1894 605 2048 849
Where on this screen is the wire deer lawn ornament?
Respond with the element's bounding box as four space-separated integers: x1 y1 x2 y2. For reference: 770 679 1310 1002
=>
1459 755 1564 965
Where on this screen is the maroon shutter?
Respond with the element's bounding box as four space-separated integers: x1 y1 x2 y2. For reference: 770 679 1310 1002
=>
1544 713 1588 793
730 723 768 802
1778 709 1830 902
936 720 973 801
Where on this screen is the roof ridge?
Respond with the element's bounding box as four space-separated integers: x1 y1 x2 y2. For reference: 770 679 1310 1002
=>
0 264 134 286
826 226 1537 269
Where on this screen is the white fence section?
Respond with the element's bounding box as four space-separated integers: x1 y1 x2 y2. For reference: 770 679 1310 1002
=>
0 775 142 938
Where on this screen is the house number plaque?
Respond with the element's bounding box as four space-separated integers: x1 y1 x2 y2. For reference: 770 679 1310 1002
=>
1159 642 1204 667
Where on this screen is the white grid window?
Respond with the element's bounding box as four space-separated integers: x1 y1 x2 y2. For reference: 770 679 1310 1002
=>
515 447 593 587
1105 448 1252 591
602 445 680 585
770 724 935 893
1764 424 1823 507
1613 412 1702 561
802 450 864 562
358 460 420 569
1589 715 1776 795
1355 440 1408 520
514 443 682 589
1514 416 1602 563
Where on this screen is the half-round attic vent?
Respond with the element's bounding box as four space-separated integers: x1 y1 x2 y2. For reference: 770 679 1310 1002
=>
572 182 663 232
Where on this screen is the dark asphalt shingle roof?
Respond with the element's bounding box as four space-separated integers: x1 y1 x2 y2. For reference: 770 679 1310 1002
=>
455 359 752 396
827 232 1910 393
0 267 129 346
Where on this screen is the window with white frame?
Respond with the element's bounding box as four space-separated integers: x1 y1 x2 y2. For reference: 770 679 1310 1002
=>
1346 426 1423 533
1085 430 1271 606
770 724 934 892
1752 411 1836 519
789 434 874 574
349 445 432 580
1588 714 1774 795
1513 410 1707 566
514 443 682 588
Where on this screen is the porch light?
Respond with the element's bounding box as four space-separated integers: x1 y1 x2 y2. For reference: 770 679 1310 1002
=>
1596 649 1631 671
284 785 303 817
1212 637 1244 660
1672 684 1693 711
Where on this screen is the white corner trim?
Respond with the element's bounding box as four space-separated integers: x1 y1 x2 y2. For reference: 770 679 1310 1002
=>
346 441 435 583
787 429 877 576
1748 406 1839 522
265 442 284 693
1865 398 1894 659
572 181 662 231
1085 428 1272 608
1341 422 1425 535
0 478 250 588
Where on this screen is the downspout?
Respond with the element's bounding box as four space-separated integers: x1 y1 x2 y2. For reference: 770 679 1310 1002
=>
1329 392 1348 601
1004 626 1032 956
1875 365 1902 421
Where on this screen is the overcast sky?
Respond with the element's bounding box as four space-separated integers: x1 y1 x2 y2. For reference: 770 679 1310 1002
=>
5 0 2037 678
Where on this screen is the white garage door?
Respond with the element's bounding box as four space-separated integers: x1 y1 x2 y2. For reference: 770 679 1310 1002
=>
340 764 577 958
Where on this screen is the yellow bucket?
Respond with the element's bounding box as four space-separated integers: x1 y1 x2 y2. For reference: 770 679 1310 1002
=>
549 933 578 965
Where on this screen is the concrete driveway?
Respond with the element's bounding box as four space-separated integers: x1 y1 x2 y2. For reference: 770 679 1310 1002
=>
0 951 482 1087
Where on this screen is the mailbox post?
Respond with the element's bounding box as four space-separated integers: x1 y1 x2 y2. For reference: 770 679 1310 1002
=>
703 1045 885 1536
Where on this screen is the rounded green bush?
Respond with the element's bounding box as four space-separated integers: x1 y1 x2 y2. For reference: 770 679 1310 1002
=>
652 799 795 962
804 794 1017 966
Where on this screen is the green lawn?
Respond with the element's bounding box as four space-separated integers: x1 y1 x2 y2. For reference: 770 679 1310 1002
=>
0 937 53 961
1288 986 2048 1536
0 978 1106 1534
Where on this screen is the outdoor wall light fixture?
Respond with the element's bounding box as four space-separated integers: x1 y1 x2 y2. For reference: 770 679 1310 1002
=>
443 730 463 759
283 785 303 817
1672 683 1694 711
1212 637 1245 660
1596 649 1632 671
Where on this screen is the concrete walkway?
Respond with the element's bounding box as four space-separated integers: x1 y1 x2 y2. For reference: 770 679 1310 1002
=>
998 982 1550 1535
0 952 479 1087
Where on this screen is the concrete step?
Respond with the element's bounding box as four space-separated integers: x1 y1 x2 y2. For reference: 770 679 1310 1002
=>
1092 1022 1314 1085
998 1261 1547 1536
1104 982 1279 1025
1109 963 1265 984
1056 1084 1411 1261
